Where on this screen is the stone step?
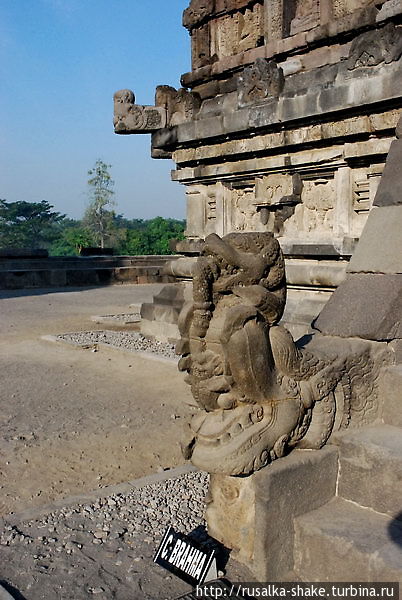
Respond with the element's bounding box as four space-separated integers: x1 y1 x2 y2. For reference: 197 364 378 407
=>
381 365 402 427
333 424 402 518
294 497 402 581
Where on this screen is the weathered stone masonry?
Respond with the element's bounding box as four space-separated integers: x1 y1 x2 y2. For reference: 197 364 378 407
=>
115 0 402 337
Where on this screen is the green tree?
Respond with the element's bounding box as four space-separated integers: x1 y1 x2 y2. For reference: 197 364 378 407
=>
49 221 96 256
83 159 116 248
0 200 66 249
116 216 185 255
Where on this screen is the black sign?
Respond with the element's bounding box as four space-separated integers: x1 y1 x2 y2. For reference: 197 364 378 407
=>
154 526 216 587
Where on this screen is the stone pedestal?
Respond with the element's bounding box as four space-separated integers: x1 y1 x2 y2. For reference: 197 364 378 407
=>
205 446 338 580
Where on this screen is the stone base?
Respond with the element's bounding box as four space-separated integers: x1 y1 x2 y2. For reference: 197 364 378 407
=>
205 446 338 581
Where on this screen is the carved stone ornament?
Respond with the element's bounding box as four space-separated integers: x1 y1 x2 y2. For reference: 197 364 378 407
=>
113 89 166 134
155 86 201 126
177 232 386 476
183 0 215 30
347 23 402 70
238 59 284 107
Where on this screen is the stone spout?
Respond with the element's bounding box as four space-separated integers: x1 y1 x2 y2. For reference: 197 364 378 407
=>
113 86 201 135
113 89 166 134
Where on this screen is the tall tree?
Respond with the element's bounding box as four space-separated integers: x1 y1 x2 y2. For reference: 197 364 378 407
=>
0 200 65 249
83 159 116 248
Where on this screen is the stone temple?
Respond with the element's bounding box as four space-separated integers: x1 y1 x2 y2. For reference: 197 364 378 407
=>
115 0 402 583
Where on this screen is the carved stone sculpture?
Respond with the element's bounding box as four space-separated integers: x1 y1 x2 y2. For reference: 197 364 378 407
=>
155 86 201 126
238 59 284 107
347 22 402 70
113 87 201 134
177 232 386 476
183 0 213 30
113 89 166 134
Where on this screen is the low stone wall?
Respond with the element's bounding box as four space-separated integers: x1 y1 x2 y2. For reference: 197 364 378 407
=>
0 255 178 290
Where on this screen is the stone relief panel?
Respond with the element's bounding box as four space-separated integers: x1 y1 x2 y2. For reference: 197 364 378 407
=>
302 178 336 236
278 177 336 240
230 185 262 232
238 58 284 107
238 4 264 53
332 0 380 18
210 3 264 59
290 0 320 36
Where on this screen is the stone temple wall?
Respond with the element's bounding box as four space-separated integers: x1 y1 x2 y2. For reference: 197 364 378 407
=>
115 0 402 337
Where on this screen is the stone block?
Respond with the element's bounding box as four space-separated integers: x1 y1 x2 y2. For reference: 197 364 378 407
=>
206 447 338 580
152 283 188 307
173 120 200 144
66 269 99 286
4 271 34 289
192 80 220 100
151 127 178 149
252 447 338 580
206 474 256 565
294 498 402 581
381 366 402 426
333 425 402 517
140 319 179 344
140 303 180 324
285 259 347 287
195 115 224 139
113 267 139 283
347 206 402 274
49 269 67 287
369 109 401 132
389 340 402 363
374 140 402 207
376 0 402 22
314 273 402 341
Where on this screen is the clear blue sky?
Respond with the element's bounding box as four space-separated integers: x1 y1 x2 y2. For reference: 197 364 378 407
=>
0 0 190 220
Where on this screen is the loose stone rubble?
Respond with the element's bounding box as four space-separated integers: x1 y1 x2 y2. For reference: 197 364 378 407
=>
57 330 176 360
0 471 209 600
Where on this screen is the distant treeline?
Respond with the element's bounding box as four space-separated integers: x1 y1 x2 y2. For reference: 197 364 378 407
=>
0 200 186 256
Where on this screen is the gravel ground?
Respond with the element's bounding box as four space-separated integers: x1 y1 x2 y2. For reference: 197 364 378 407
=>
57 330 177 360
0 471 209 600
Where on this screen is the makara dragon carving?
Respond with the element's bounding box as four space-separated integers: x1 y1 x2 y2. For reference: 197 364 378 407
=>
177 232 384 476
